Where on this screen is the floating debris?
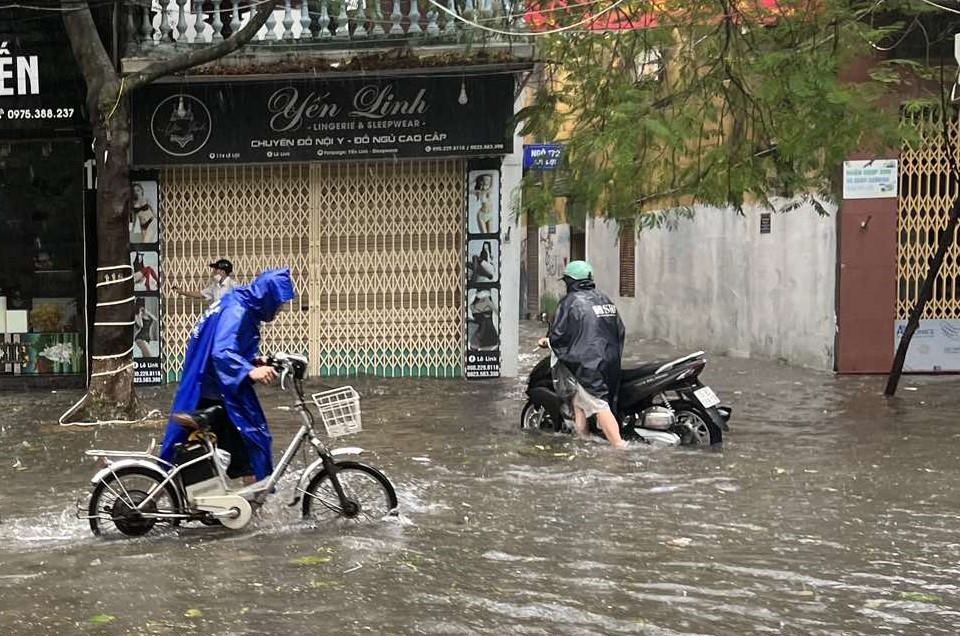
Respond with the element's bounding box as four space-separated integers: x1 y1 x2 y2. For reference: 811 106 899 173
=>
290 555 331 566
89 614 117 625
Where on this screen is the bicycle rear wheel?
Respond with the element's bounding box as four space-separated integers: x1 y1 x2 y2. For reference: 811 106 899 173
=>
301 461 397 524
88 466 181 537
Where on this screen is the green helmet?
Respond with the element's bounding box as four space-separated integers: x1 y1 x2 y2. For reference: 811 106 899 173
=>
563 260 593 281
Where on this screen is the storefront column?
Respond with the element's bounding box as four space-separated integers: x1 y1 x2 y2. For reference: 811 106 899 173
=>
499 93 526 378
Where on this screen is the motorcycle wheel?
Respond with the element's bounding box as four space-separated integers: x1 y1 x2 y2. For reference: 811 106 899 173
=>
520 401 558 432
670 400 723 446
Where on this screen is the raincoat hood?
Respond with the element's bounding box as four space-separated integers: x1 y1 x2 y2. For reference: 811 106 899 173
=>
158 268 296 480
564 277 596 294
234 268 296 322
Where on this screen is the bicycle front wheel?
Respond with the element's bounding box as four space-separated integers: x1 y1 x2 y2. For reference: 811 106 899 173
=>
301 461 398 524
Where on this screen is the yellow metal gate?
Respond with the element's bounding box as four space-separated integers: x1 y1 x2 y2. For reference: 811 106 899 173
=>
898 112 960 319
161 160 464 380
309 160 465 377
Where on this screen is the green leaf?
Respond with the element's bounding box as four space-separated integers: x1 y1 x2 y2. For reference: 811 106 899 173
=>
184 608 203 618
290 555 332 566
898 591 941 603
89 614 117 625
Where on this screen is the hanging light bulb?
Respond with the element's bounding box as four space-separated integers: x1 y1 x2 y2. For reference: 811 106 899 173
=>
458 80 468 105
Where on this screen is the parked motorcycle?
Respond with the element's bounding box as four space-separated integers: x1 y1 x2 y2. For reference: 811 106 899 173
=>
521 349 731 446
78 352 398 537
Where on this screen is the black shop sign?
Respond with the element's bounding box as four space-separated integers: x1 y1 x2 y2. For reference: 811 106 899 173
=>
131 74 515 165
0 9 87 133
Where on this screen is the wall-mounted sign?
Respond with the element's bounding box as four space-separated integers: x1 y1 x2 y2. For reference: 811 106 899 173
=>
760 212 771 234
0 10 87 131
894 319 960 372
130 179 163 385
131 74 515 165
843 159 898 200
465 166 502 379
523 143 563 171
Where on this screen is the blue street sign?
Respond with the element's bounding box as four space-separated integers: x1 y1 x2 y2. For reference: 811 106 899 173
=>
523 143 563 171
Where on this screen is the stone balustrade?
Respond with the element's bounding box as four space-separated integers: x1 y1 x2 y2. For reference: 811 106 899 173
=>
124 0 529 53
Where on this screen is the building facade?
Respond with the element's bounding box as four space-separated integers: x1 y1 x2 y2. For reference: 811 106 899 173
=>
0 9 93 388
122 1 533 381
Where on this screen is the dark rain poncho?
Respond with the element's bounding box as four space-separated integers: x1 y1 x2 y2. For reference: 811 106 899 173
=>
159 268 296 480
548 279 625 406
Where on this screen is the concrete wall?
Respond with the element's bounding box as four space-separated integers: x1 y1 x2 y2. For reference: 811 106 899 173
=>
586 198 838 370
537 223 571 316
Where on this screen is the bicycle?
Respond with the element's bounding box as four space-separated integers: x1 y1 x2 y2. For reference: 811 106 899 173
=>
78 352 398 537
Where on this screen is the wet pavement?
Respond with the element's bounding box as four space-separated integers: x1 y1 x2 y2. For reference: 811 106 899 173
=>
2 322 960 634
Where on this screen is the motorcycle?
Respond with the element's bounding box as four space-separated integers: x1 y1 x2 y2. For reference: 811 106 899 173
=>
77 352 398 537
521 348 731 446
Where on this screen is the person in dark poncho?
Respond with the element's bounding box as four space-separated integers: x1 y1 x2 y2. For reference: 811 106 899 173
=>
539 260 626 449
159 268 296 482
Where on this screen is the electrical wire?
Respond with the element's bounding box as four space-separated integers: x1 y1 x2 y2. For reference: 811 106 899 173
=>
915 0 960 15
427 0 630 37
865 16 918 52
0 0 278 14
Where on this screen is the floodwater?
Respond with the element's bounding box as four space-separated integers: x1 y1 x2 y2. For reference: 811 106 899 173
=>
2 324 960 635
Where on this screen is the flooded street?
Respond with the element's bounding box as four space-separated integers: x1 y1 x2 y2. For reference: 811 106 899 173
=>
2 324 960 634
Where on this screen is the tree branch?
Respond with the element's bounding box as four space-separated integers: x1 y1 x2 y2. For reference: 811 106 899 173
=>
126 0 279 91
62 0 117 113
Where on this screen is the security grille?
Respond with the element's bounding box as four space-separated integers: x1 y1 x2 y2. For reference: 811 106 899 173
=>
309 160 465 377
161 160 465 380
160 165 311 381
898 112 960 319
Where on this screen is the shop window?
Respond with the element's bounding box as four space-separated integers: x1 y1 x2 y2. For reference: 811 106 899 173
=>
619 219 636 297
0 141 86 375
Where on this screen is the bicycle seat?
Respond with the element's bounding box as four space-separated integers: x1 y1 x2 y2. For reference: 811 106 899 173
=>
172 405 223 432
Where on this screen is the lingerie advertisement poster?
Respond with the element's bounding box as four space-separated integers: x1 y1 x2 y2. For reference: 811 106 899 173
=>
130 178 163 385
465 167 501 379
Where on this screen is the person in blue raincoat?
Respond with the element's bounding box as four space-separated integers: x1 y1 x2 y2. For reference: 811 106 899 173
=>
159 268 296 482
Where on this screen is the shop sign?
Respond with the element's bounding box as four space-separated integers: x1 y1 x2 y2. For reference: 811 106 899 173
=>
843 159 898 200
894 319 960 372
131 74 516 165
130 179 164 385
0 12 87 131
465 166 501 379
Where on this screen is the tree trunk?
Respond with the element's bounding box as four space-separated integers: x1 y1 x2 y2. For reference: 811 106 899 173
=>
85 90 141 419
58 0 278 421
884 193 960 396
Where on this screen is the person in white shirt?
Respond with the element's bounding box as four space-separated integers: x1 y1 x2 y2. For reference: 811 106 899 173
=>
172 258 238 305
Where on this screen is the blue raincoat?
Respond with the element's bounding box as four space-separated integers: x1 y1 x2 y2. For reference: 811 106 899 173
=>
159 268 296 480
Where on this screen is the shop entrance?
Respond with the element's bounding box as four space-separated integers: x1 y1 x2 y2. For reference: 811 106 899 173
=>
161 160 465 379
0 140 87 381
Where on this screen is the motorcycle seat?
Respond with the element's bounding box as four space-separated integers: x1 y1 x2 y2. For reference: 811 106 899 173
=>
620 361 667 382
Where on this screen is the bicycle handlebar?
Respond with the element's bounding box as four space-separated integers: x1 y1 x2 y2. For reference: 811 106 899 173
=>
260 352 308 392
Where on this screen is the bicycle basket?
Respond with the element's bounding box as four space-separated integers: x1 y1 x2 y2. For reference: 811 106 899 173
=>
311 387 362 438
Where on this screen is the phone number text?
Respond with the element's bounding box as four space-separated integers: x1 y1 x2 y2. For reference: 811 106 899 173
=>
0 108 76 120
